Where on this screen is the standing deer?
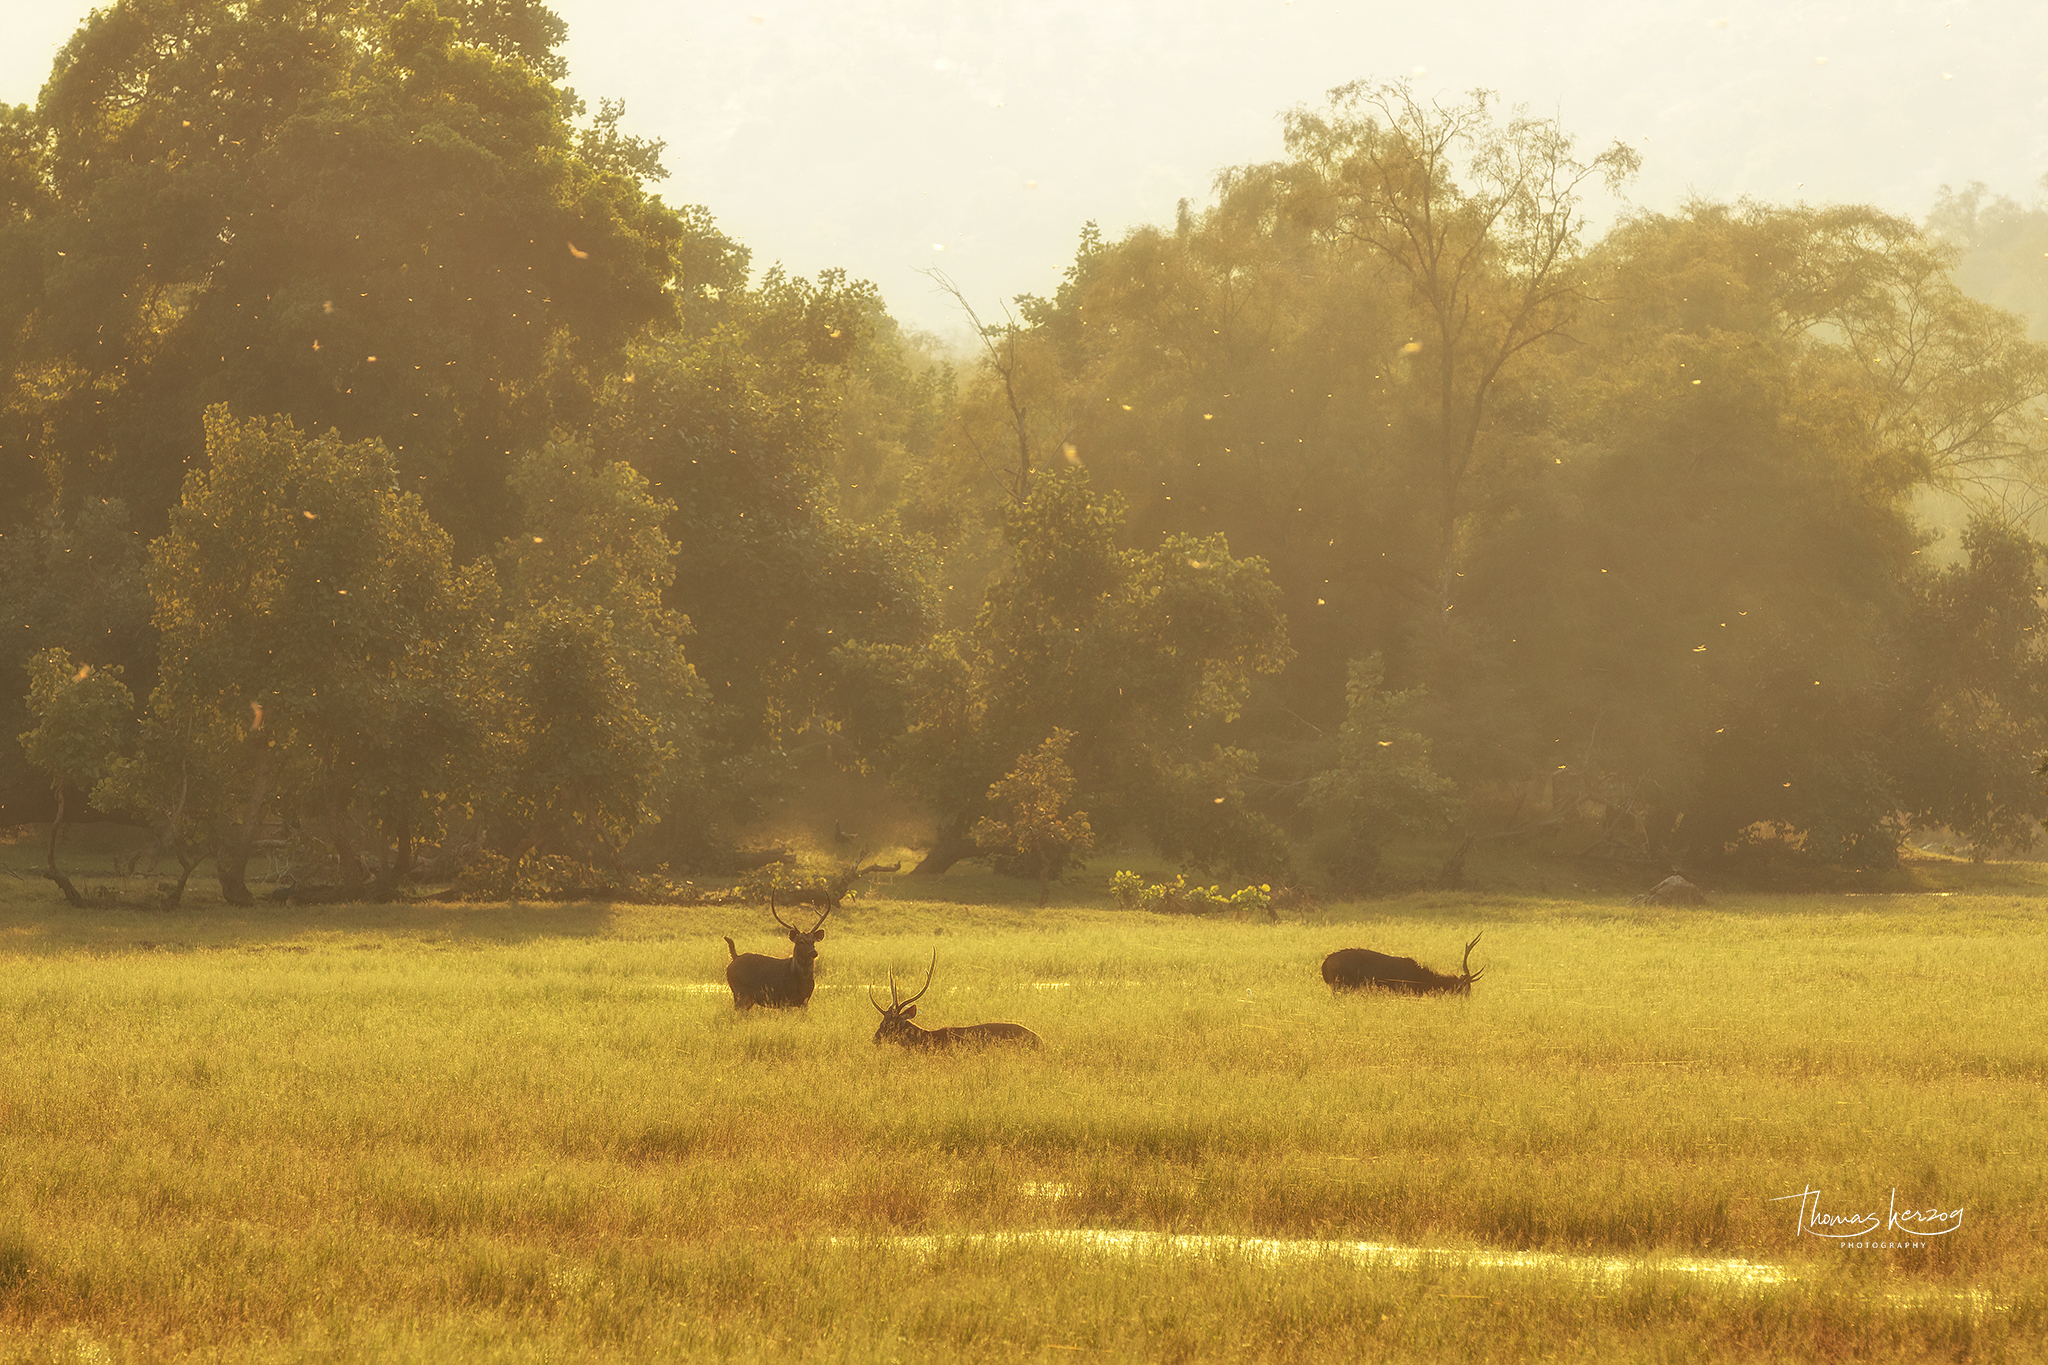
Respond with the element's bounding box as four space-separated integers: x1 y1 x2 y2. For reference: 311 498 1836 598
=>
722 898 833 1009
1322 933 1484 996
870 954 1043 1049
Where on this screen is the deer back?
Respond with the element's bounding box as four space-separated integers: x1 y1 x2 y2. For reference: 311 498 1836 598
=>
1322 934 1483 996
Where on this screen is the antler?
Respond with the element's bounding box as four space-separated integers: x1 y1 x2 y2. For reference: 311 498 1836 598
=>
900 952 937 1009
770 892 792 931
1462 933 1484 984
810 901 833 933
871 954 937 1015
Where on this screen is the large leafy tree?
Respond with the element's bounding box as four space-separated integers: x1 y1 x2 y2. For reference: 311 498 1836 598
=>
862 467 1292 875
140 407 487 903
591 263 938 834
1279 79 1640 621
1447 202 2048 867
993 87 1636 716
0 0 700 547
971 728 1096 904
1895 516 2048 855
16 648 134 905
1004 186 1417 717
0 498 151 823
480 440 703 875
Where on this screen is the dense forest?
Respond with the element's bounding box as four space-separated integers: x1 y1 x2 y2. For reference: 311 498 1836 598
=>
8 0 2048 903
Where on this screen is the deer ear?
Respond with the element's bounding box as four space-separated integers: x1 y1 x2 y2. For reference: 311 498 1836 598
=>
901 1004 917 1019
814 929 825 940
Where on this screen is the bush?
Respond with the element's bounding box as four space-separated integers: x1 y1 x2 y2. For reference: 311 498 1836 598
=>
1110 870 1271 917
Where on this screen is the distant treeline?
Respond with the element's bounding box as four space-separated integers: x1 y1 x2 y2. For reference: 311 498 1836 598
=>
6 0 2048 899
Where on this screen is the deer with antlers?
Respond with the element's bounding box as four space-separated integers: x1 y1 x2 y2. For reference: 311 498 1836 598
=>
1322 933 1485 996
722 898 833 1010
870 954 1042 1049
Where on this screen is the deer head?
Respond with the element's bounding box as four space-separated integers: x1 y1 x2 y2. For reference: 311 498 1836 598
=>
870 952 937 1043
770 894 831 961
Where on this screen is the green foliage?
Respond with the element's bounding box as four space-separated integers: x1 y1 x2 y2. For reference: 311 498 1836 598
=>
17 647 132 799
1442 203 2048 867
480 441 703 875
971 729 1096 901
0 499 151 820
1306 654 1456 888
887 467 1292 876
0 0 693 545
590 264 939 842
137 407 487 901
1279 78 1641 610
1896 516 2048 854
1108 869 1272 916
16 646 134 903
1929 180 2048 340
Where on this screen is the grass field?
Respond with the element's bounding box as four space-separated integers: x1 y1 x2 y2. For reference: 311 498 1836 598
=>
2 831 2046 1362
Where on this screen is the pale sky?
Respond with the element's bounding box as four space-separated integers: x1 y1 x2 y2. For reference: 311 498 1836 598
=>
5 1 2047 339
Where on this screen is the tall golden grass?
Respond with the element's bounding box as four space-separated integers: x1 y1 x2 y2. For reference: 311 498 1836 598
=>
1 867 2044 1361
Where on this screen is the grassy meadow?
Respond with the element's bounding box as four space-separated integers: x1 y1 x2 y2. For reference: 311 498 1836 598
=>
2 830 2047 1362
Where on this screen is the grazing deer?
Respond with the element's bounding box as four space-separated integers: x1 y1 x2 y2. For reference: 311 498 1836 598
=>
1322 933 1484 996
870 954 1043 1049
722 898 833 1010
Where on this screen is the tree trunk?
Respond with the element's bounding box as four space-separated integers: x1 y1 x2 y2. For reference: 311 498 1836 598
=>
44 783 85 908
329 780 370 892
216 730 274 907
373 818 414 902
159 846 206 909
1436 833 1475 889
910 829 975 876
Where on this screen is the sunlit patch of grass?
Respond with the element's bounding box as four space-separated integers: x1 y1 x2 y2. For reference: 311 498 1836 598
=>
3 872 2047 1359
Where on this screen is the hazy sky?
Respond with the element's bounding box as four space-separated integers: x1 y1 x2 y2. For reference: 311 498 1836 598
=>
6 1 2047 339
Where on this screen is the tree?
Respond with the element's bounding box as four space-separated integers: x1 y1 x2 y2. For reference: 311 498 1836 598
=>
875 467 1292 876
1 0 698 547
16 649 133 905
1281 79 1640 618
480 441 703 879
1927 179 2048 343
1439 201 2048 868
929 266 1082 502
142 406 487 904
971 729 1095 904
1896 516 2048 855
590 263 937 841
96 699 224 908
1306 655 1455 889
0 499 151 824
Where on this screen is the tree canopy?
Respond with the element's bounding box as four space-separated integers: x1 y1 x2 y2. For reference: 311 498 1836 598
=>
0 0 699 548
6 16 2048 892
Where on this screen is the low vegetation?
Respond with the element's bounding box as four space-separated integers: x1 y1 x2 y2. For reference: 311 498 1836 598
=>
2 827 2044 1362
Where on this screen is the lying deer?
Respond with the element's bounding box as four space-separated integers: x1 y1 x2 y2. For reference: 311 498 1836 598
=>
723 898 832 1009
1322 932 1484 996
870 954 1042 1049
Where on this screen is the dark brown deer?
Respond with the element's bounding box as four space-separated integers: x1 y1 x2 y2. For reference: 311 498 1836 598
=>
1322 933 1484 996
870 954 1043 1049
722 898 833 1010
